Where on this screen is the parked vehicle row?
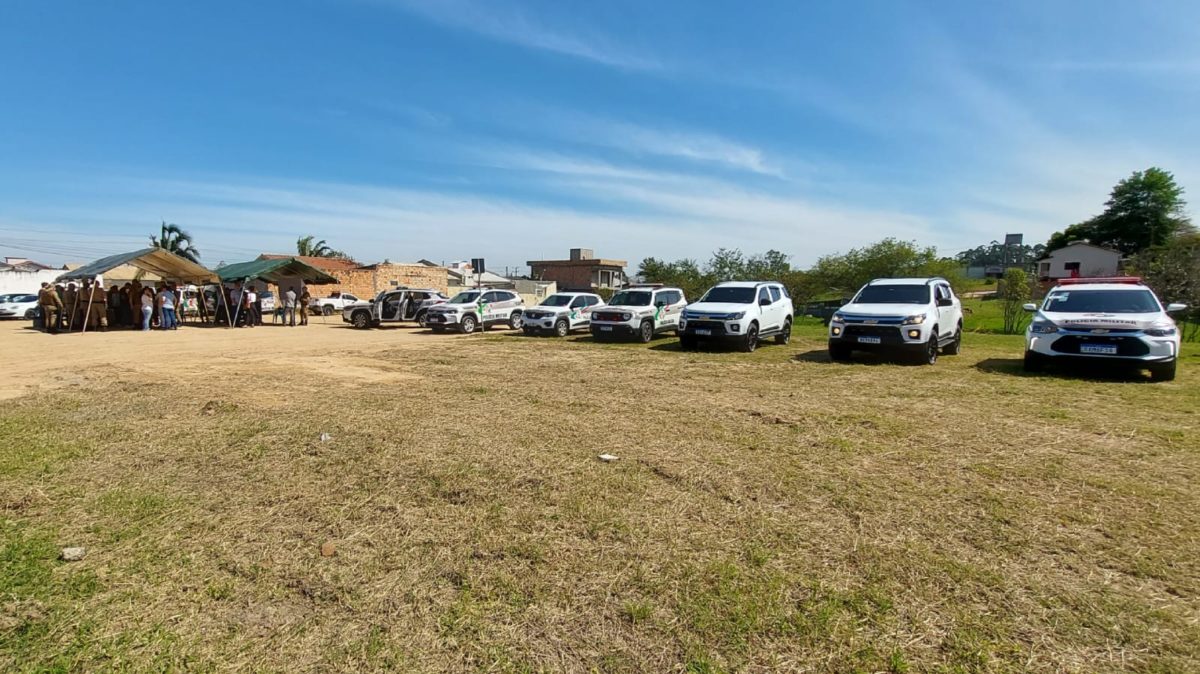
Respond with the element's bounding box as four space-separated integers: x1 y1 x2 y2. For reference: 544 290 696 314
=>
338 276 1187 381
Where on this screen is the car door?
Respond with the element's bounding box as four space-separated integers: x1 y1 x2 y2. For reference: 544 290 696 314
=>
756 287 776 330
569 295 588 328
656 290 680 328
934 284 954 338
381 292 401 321
479 291 501 322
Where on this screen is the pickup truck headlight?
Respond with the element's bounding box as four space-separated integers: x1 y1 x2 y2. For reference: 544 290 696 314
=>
725 312 746 320
831 312 845 323
1029 321 1059 334
901 314 926 325
1144 324 1177 337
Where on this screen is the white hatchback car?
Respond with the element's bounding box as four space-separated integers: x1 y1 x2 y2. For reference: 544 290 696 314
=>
522 292 605 337
1023 277 1186 381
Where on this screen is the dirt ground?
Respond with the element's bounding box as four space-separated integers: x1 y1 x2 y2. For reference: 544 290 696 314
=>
1 317 1198 672
0 319 453 401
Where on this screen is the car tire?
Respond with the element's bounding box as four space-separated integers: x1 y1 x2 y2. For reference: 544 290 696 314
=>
554 319 569 337
416 310 428 328
741 323 758 353
1149 359 1177 382
460 315 477 334
351 311 371 329
919 335 938 365
944 323 963 355
322 305 334 316
1023 350 1043 373
829 343 852 362
508 312 523 330
638 320 653 343
775 318 792 345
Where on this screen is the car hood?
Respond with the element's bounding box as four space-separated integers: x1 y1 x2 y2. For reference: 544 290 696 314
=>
685 302 752 315
1038 311 1171 330
836 302 930 318
600 304 654 314
526 306 570 315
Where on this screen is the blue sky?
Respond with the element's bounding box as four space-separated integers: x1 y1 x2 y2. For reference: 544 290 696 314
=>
2 0 1198 272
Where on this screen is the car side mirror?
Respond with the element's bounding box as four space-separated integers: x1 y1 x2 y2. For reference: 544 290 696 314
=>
1166 303 1188 313
937 297 953 307
1022 303 1037 312
759 297 770 306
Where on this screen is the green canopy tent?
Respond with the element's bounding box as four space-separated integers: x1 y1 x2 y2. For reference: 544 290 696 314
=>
215 257 339 326
56 248 218 332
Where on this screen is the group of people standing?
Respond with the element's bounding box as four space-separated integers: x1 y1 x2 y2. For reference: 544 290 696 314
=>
36 279 183 334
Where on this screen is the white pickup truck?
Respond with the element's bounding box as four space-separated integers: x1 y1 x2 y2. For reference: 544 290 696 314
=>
310 293 362 316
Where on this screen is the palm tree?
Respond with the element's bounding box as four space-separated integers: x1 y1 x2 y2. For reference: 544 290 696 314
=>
149 221 201 263
296 235 345 258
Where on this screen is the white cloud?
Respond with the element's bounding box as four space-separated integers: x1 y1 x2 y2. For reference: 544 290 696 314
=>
372 0 662 71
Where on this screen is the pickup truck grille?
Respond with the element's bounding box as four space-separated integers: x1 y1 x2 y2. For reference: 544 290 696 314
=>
843 325 904 344
592 311 626 322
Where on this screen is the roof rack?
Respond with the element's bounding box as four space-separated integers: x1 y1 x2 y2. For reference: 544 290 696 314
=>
1056 276 1143 286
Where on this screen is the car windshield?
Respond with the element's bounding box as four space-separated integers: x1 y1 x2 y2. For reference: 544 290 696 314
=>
699 286 756 304
448 291 480 304
540 295 573 307
853 284 930 304
1043 289 1160 314
609 291 651 306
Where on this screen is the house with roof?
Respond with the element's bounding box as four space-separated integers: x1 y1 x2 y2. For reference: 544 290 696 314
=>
256 254 448 297
1036 242 1122 281
527 248 627 292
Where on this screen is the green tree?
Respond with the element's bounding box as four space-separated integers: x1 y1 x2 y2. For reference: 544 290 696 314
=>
808 238 961 295
1128 233 1200 341
1047 168 1194 254
149 221 200 263
296 235 347 258
999 268 1032 335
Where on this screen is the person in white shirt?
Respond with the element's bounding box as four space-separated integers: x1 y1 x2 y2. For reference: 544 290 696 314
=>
247 288 259 325
284 288 297 326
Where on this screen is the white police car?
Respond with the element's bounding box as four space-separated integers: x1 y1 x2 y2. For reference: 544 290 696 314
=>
521 292 604 337
1023 277 1187 381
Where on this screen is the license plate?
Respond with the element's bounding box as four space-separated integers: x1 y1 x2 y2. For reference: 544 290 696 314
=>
857 336 881 344
599 326 613 331
695 329 712 336
1081 344 1117 355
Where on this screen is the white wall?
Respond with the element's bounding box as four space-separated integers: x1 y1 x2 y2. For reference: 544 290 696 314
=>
1038 245 1121 279
0 269 62 295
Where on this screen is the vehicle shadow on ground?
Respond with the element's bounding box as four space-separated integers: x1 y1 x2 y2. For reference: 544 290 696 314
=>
974 357 1155 382
792 349 921 366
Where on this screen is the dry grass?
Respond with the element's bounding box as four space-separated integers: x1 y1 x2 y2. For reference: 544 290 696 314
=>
2 323 1199 672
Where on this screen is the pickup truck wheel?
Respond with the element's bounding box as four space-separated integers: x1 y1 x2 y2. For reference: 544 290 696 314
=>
460 315 477 334
322 305 334 316
508 312 523 330
554 319 569 337
920 336 938 365
1149 359 1176 382
741 323 759 353
638 320 654 343
416 310 428 328
943 322 963 355
351 311 371 329
775 318 792 345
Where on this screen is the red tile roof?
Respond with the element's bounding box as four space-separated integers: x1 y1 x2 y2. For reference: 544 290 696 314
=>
257 254 361 271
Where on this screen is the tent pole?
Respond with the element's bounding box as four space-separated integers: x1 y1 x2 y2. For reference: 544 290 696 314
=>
80 278 95 335
222 282 235 329
231 278 244 327
68 290 80 332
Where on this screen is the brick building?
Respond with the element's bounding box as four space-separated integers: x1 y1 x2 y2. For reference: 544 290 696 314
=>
527 248 627 292
257 254 448 297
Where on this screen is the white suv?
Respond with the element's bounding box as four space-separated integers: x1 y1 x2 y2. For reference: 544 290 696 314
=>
425 289 524 334
679 281 793 352
522 292 605 337
828 277 962 364
590 285 687 343
1023 277 1186 381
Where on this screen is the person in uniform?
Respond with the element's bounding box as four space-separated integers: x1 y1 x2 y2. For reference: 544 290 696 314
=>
37 282 62 334
299 287 311 326
63 282 79 331
86 279 108 331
